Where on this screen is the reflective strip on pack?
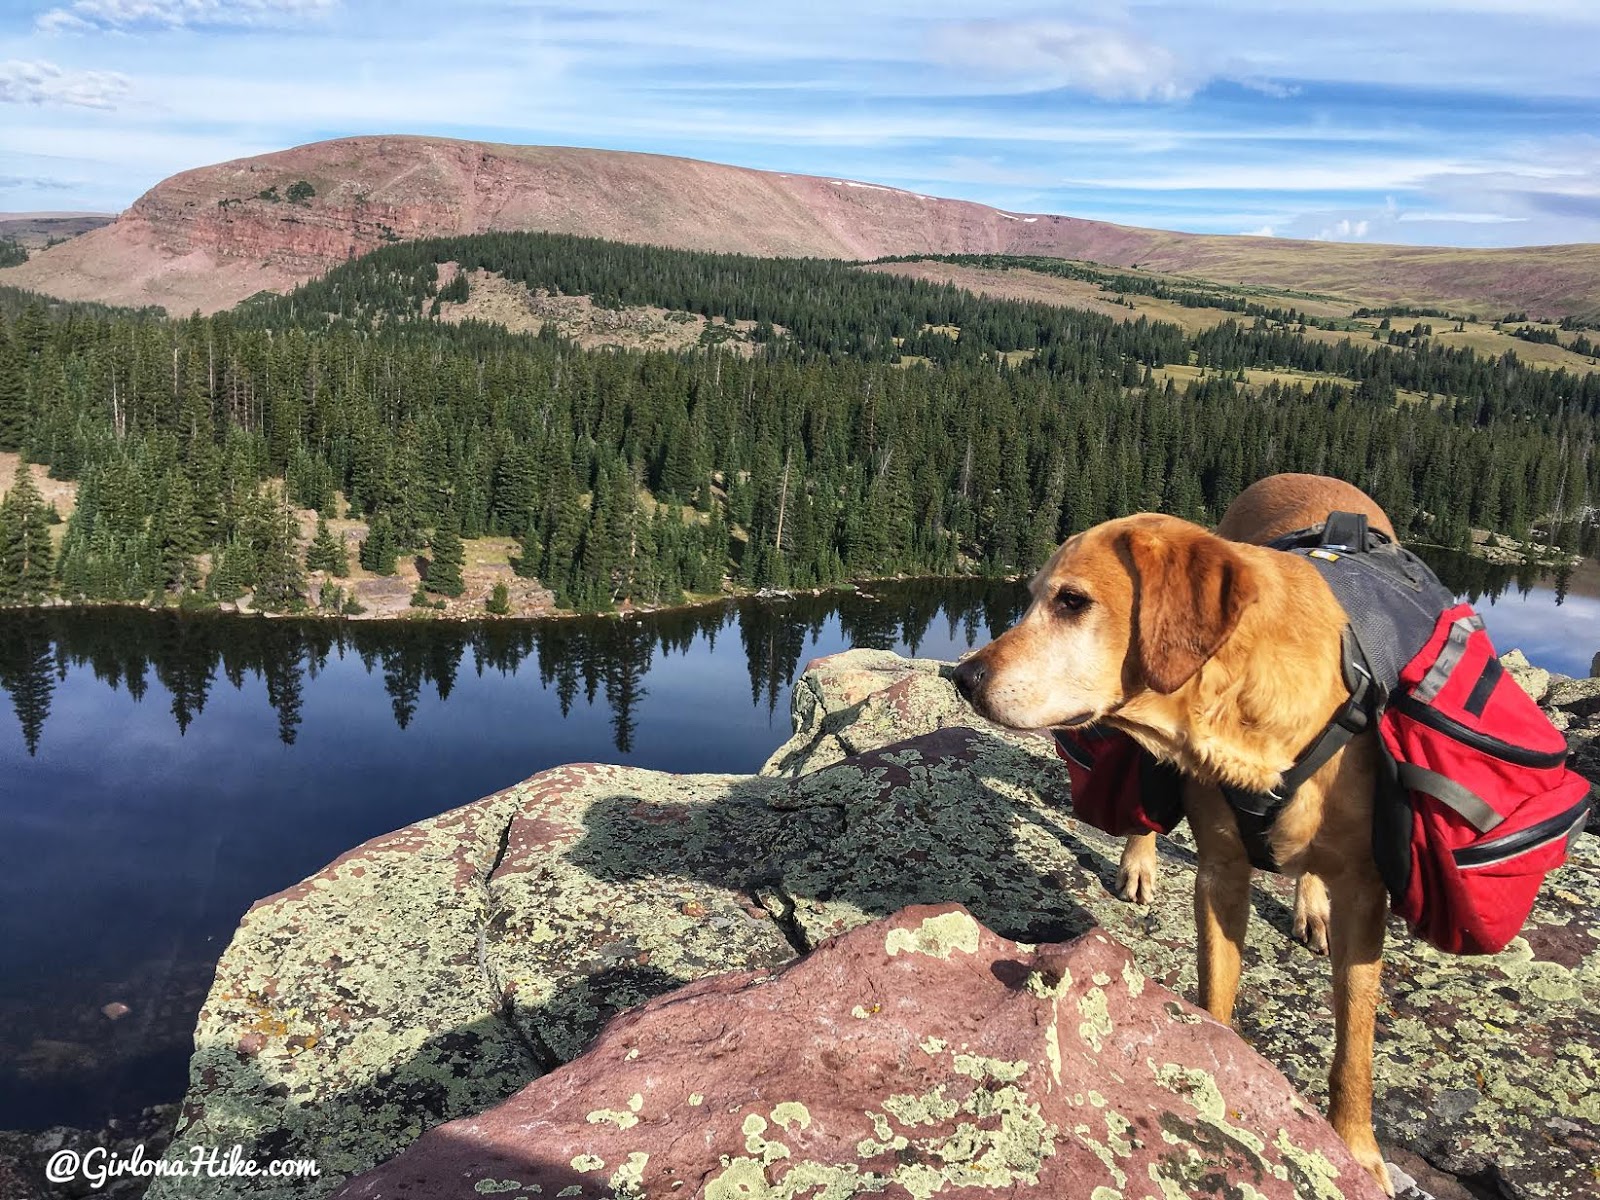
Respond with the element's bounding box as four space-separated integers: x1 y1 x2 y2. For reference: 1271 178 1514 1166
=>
1413 614 1486 704
1396 761 1505 833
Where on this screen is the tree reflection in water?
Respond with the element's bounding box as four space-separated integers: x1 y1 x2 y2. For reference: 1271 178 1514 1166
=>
0 578 1036 757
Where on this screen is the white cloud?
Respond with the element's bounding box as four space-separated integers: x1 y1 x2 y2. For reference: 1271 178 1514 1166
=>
36 0 336 34
929 20 1197 102
1396 211 1525 224
1065 160 1464 193
1237 78 1299 99
0 59 131 108
1240 224 1276 237
1313 218 1369 240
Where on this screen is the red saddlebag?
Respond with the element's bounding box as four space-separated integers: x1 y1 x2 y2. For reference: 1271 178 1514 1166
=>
1054 726 1184 838
1373 604 1592 955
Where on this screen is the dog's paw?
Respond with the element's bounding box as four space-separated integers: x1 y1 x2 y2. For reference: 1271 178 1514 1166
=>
1115 847 1158 905
1356 1147 1394 1197
1115 864 1157 905
1291 874 1331 956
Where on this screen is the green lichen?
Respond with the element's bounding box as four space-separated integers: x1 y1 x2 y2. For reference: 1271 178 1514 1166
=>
771 1101 812 1132
1153 1063 1226 1122
1078 987 1113 1052
951 1053 1029 1083
1072 1124 1129 1189
608 1151 649 1197
1272 1129 1346 1200
1026 966 1072 998
1045 1018 1063 1085
882 1086 959 1125
883 910 981 959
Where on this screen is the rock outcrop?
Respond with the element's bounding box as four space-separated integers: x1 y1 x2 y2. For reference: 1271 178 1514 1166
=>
336 904 1384 1200
1502 650 1600 830
150 649 1600 1199
6 136 1600 319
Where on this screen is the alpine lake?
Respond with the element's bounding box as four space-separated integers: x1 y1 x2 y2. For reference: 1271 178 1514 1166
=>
1 551 1595 1131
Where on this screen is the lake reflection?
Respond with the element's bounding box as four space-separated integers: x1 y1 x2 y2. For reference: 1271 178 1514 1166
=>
0 554 1586 1131
0 579 1025 1131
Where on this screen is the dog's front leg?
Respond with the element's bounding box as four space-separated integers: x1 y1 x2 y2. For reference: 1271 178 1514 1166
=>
1187 786 1253 1023
1326 868 1393 1196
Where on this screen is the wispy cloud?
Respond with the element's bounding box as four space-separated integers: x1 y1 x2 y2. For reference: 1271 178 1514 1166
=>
1396 211 1525 224
928 20 1197 103
36 0 336 34
0 174 79 190
1314 217 1369 240
0 59 131 108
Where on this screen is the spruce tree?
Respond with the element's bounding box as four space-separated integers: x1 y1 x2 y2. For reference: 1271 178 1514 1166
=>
360 513 399 576
247 489 306 612
0 458 55 602
0 331 26 452
208 538 254 602
154 472 204 593
427 513 466 597
306 516 350 576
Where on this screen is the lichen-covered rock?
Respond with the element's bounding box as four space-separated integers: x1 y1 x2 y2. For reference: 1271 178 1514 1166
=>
336 905 1384 1200
147 786 543 1198
155 650 1600 1199
1546 673 1600 719
1500 648 1552 706
760 648 1039 777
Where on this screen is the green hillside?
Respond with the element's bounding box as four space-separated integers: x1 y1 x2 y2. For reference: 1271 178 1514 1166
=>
0 231 1596 615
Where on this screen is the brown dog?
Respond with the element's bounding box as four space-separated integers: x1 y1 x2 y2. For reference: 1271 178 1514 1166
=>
953 473 1396 1194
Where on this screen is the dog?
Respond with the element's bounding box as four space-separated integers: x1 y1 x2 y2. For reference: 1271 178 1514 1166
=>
953 473 1397 1194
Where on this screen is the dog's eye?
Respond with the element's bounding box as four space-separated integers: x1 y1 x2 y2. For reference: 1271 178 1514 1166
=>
1054 587 1091 615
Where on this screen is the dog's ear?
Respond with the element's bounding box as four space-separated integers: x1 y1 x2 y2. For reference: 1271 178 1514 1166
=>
1122 524 1258 694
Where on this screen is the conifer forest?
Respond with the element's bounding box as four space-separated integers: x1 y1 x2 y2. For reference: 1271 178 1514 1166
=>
0 232 1596 615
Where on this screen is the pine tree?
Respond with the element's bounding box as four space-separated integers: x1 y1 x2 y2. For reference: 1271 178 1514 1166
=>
154 472 204 593
0 457 55 602
247 489 306 612
426 513 465 597
360 513 399 576
0 330 26 452
208 537 254 602
306 516 350 576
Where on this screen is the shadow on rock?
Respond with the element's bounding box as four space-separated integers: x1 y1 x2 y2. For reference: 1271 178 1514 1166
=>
567 726 1110 950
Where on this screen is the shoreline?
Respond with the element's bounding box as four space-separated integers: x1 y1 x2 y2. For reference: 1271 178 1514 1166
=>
0 570 1004 626
0 541 1582 627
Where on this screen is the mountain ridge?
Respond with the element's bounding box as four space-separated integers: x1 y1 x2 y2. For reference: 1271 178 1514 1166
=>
4 134 1599 319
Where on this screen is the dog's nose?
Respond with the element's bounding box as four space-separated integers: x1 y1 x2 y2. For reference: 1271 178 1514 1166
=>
952 655 986 701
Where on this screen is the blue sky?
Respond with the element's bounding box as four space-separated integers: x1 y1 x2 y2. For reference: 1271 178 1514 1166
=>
2 0 1598 247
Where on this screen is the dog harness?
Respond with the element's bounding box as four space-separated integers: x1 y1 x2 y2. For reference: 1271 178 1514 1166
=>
1222 512 1456 871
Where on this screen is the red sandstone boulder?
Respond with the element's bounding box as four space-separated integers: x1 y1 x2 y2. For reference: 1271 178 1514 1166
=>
336 904 1383 1200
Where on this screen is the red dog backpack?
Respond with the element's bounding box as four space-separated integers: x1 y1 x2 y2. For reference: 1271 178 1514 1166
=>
1372 604 1591 954
1278 514 1592 955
